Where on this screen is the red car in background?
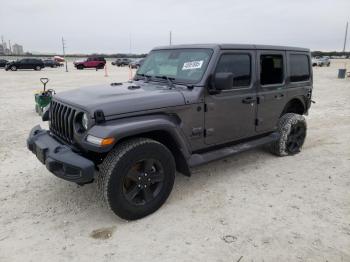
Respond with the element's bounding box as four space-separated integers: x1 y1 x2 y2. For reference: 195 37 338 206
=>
74 57 106 70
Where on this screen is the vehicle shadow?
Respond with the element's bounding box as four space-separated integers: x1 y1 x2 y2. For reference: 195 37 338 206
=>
34 147 272 224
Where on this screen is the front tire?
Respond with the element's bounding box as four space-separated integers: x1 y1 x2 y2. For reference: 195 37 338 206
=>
270 113 307 156
97 138 176 220
10 65 17 71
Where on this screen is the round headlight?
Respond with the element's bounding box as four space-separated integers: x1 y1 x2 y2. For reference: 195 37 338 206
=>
82 113 89 130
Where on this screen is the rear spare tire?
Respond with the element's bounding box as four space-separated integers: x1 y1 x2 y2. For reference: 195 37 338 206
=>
97 138 176 220
270 113 307 156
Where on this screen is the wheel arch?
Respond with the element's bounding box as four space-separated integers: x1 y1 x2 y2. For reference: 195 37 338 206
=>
87 115 192 176
281 97 306 116
118 130 191 176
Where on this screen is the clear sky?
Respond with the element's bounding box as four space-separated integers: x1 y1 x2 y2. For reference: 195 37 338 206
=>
0 0 349 54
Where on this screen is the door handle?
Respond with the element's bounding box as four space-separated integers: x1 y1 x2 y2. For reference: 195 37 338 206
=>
242 97 257 104
274 94 284 100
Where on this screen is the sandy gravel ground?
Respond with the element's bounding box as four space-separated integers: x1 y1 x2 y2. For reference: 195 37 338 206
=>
0 61 349 262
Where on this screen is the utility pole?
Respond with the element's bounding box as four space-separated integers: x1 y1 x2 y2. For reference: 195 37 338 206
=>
343 21 348 54
169 30 172 45
62 37 68 72
129 33 132 54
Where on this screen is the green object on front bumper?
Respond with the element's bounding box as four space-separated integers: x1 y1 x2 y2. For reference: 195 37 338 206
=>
35 93 52 108
34 91 53 115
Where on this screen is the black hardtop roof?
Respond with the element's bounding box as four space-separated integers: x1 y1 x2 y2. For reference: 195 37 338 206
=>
153 43 309 52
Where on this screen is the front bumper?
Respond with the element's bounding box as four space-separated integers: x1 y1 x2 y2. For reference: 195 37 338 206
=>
27 125 95 184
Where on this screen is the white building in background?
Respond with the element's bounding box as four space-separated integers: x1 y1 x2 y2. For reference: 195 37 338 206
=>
0 42 10 54
12 44 24 55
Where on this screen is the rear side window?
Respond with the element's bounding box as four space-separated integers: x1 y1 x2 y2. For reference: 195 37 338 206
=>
290 54 310 82
215 54 251 88
260 55 284 85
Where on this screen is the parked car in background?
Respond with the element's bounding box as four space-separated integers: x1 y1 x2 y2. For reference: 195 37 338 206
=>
74 57 106 70
312 57 330 67
5 58 44 71
129 58 145 69
111 58 121 66
112 58 132 67
43 59 62 68
0 59 8 68
53 56 65 62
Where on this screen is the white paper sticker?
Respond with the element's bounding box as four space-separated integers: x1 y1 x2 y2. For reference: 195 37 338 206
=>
182 60 204 70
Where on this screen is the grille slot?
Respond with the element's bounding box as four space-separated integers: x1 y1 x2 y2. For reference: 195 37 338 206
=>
50 101 76 143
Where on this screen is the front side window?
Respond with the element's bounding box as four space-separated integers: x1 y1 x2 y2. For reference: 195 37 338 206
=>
290 54 310 82
215 54 251 88
137 48 213 83
260 55 284 85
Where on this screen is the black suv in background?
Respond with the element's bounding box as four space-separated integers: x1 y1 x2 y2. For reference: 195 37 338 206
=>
27 44 313 220
112 58 132 66
5 58 44 71
0 59 8 68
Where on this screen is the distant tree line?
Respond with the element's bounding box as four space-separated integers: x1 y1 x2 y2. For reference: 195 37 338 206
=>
3 51 349 59
1 52 148 58
311 51 350 58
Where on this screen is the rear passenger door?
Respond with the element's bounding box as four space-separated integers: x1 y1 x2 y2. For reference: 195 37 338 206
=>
204 50 257 145
256 51 287 132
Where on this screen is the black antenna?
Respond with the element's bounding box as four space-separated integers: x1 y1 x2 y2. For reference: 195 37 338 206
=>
343 22 348 54
62 37 68 72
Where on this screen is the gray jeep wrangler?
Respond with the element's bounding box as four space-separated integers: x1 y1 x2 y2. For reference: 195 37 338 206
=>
27 44 313 220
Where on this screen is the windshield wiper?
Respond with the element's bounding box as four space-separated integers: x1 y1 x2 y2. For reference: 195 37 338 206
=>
136 73 151 82
155 75 176 89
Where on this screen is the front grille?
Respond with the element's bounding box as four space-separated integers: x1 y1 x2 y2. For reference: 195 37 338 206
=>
49 100 76 143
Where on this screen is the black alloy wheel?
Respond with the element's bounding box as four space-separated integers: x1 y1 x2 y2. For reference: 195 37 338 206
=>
123 159 164 205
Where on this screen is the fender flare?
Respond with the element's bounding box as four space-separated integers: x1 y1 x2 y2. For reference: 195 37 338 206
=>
85 114 192 175
282 96 307 115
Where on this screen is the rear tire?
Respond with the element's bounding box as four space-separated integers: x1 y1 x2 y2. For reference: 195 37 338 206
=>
77 65 84 70
97 138 176 220
269 113 307 156
10 65 17 71
34 66 41 71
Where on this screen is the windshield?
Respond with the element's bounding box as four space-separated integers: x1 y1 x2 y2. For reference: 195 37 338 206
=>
137 48 213 83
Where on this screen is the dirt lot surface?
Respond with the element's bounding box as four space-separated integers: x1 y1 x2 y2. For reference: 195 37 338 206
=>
0 61 349 262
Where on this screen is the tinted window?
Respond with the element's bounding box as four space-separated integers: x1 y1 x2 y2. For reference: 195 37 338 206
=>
260 55 284 85
215 54 251 88
290 54 310 82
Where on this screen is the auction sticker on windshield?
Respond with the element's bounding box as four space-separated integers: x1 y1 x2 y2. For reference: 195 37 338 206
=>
182 60 203 70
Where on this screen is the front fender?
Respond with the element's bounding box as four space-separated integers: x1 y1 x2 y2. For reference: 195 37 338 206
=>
83 114 191 157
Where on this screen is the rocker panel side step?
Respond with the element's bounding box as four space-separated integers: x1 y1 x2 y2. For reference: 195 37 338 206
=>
188 132 279 167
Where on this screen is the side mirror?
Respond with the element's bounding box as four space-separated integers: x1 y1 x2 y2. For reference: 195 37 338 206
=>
213 72 234 91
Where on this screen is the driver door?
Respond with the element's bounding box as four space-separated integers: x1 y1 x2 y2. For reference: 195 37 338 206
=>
204 50 257 145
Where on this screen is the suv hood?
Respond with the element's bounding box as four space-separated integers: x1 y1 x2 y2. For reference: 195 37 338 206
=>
54 81 186 117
